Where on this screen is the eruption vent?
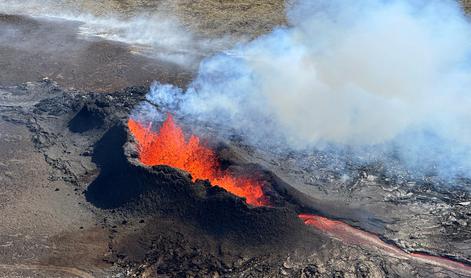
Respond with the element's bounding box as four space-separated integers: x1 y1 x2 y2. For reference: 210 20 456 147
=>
144 0 471 178
128 114 268 206
127 114 471 274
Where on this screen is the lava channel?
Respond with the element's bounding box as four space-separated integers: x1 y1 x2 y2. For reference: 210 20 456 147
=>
300 214 471 276
128 113 471 275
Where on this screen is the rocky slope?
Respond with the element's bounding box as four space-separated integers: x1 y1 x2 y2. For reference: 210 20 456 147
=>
1 80 470 277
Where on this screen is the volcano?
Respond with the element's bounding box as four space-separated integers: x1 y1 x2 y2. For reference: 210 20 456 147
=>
128 114 268 206
126 111 471 277
2 1 471 276
0 79 470 277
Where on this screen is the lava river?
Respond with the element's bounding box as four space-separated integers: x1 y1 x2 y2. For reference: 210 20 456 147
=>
128 114 471 276
299 214 471 276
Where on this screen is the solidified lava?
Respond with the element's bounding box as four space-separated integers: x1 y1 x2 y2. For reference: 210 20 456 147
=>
128 114 268 206
127 113 471 276
300 214 471 276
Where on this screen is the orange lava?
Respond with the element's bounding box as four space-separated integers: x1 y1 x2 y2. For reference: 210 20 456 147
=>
128 114 268 206
299 214 471 275
127 114 471 275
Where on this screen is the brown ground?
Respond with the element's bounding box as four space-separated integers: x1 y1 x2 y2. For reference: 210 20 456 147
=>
0 0 286 93
1 0 286 37
172 0 286 37
0 3 287 276
0 14 191 93
0 1 470 277
0 119 110 277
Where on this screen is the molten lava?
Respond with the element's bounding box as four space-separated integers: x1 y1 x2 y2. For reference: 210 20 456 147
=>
128 114 471 274
128 114 268 206
299 214 471 275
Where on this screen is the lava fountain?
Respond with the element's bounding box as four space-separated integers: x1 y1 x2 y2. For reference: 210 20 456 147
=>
128 114 268 206
128 113 471 275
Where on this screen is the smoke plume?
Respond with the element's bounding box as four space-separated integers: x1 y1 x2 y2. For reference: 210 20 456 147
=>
143 0 471 178
0 0 231 67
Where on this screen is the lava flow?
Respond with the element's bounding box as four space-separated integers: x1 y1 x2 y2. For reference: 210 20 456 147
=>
128 114 471 275
300 214 471 276
127 114 268 206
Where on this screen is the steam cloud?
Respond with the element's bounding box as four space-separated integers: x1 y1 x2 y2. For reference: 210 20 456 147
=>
143 0 471 178
0 0 231 67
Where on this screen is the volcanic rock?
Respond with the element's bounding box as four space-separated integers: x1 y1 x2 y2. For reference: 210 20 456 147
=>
1 80 470 277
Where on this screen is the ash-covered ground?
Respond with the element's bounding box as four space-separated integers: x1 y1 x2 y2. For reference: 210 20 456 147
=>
0 80 469 277
1 1 471 278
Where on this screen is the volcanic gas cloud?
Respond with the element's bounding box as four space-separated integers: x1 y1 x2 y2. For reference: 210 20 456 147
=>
128 114 268 206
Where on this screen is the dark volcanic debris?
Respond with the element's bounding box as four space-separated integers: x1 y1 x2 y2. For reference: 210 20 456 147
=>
1 80 470 277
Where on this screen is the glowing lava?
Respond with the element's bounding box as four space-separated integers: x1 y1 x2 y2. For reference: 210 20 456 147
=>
300 214 471 276
127 113 471 274
128 114 268 206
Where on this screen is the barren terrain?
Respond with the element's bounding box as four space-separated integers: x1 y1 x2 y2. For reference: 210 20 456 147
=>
0 1 470 278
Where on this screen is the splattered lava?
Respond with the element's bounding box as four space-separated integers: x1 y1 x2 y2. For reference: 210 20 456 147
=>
128 114 268 206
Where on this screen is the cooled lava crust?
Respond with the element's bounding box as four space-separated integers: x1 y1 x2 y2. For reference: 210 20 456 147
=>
85 119 311 246
3 80 470 277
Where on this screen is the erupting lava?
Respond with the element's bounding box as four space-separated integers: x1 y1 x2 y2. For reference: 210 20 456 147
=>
128 114 268 206
127 114 471 275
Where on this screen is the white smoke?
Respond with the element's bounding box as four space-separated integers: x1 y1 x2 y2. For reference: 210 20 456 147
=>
72 14 231 67
145 0 471 178
0 0 233 67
